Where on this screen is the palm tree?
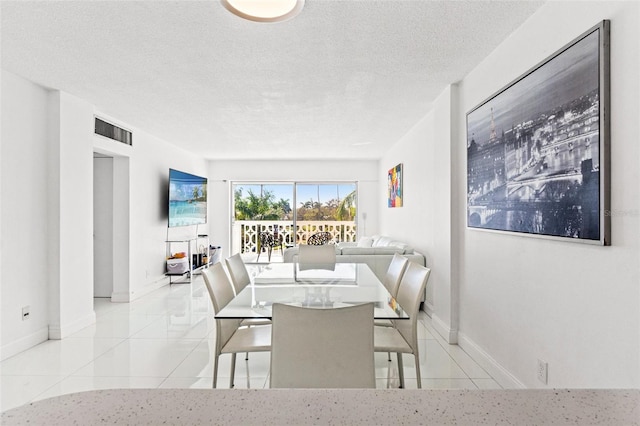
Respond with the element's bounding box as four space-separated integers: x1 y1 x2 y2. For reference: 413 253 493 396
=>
235 188 272 220
336 190 356 221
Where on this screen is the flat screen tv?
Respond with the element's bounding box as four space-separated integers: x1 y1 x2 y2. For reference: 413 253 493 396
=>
168 169 207 227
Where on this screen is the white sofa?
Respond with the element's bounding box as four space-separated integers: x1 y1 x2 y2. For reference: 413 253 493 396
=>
283 235 426 282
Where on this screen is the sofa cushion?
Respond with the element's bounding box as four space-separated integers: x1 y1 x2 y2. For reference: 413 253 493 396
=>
341 247 375 255
371 247 405 255
388 241 414 254
357 237 374 247
373 236 393 247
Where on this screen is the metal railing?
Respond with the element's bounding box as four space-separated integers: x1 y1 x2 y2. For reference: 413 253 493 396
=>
232 220 357 254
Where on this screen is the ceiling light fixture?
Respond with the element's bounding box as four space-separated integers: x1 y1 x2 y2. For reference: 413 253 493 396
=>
221 0 305 23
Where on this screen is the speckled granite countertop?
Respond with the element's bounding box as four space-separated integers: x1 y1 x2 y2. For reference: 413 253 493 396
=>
2 389 638 425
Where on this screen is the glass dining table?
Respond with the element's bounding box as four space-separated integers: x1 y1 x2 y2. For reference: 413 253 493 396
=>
215 263 409 320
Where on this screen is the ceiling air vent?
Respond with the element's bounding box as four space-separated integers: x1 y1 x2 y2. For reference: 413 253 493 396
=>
95 117 132 146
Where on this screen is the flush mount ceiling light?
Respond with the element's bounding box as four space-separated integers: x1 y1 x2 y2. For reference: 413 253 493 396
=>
221 0 305 23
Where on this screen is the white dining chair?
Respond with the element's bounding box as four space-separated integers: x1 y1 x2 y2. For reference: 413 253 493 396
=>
374 262 431 389
297 244 336 270
202 263 271 388
376 253 410 360
270 302 375 388
383 253 409 298
224 254 271 360
225 253 251 295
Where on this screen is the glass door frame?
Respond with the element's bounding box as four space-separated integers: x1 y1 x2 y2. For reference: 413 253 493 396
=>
230 180 359 260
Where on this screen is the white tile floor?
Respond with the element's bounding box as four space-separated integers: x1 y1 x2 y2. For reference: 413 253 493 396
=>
0 271 501 412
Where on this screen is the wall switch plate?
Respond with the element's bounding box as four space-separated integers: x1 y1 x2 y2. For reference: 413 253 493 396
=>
22 305 30 320
537 359 548 384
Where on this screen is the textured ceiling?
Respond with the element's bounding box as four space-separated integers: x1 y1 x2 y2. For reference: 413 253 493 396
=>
1 1 543 160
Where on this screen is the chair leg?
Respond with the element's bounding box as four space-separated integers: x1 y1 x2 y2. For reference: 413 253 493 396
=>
387 351 391 362
414 353 422 389
245 325 251 360
213 354 219 389
397 353 405 389
230 353 237 388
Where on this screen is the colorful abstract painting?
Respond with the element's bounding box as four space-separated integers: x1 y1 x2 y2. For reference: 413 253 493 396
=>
388 163 403 207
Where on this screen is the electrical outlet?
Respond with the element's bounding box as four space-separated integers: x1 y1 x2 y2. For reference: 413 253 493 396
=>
22 306 30 321
537 359 548 385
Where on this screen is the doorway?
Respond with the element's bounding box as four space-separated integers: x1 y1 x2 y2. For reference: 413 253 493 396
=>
93 153 114 298
92 151 131 301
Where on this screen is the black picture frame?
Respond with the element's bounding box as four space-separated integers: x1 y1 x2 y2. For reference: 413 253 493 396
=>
466 21 610 245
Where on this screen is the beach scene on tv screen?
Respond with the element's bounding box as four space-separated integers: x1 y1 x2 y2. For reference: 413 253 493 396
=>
169 170 207 227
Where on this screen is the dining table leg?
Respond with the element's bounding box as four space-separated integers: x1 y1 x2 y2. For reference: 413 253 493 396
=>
213 354 219 388
397 353 405 389
230 353 237 388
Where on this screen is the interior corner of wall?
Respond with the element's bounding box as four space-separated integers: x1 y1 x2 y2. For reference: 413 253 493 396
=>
457 331 526 389
111 291 132 303
48 323 62 340
48 311 96 340
431 313 458 344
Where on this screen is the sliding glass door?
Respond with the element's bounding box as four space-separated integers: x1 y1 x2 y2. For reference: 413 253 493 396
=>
295 183 357 245
231 183 294 262
231 181 357 262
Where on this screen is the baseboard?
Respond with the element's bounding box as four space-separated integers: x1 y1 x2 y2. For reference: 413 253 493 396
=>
457 331 526 389
431 313 458 344
114 275 170 303
422 301 434 317
48 311 96 340
1 327 49 361
111 290 132 303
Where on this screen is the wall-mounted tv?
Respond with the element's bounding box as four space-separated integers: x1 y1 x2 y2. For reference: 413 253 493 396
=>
168 169 207 227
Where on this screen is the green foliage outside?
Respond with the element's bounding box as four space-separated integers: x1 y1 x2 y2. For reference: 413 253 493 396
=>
234 188 292 220
234 188 356 221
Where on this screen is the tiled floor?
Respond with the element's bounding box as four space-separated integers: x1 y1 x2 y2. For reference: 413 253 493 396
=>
0 270 501 412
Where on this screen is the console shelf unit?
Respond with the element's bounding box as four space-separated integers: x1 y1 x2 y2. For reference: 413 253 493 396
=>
165 234 211 284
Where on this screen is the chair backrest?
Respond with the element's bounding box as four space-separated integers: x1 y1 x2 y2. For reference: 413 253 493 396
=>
270 303 375 388
383 253 409 298
259 232 283 247
393 262 431 352
202 263 242 352
225 253 251 295
307 231 333 245
298 244 336 264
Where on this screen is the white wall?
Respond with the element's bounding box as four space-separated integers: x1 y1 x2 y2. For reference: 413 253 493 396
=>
382 1 639 388
93 121 209 301
48 91 96 339
124 128 208 300
378 85 461 341
456 1 639 389
0 59 2 361
1 70 208 357
207 160 379 252
378 106 436 309
1 71 50 357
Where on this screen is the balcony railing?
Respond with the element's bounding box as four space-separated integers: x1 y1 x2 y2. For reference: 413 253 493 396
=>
232 220 357 254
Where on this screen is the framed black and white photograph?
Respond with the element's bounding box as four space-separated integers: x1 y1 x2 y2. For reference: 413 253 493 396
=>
466 21 610 245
